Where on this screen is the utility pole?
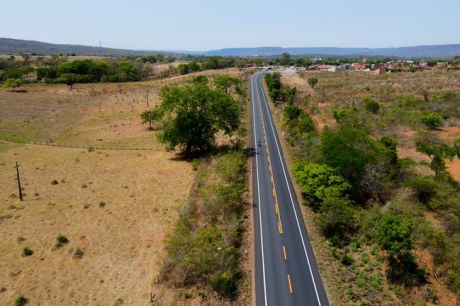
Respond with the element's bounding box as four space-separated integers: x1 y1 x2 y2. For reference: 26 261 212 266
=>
14 161 23 201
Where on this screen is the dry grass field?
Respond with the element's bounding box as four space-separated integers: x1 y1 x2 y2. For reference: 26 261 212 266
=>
283 70 460 179
0 76 214 305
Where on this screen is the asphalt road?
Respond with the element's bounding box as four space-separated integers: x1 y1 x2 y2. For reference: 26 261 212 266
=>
251 72 329 306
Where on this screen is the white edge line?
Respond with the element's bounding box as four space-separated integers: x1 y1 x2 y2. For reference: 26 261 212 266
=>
252 73 268 306
256 73 323 306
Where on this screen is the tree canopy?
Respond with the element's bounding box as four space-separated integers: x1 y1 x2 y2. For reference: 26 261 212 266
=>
156 76 241 155
3 78 22 91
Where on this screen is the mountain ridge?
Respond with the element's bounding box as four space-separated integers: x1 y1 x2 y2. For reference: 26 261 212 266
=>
1 38 460 58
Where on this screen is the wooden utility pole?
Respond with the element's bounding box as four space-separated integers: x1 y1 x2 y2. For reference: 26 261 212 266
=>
14 161 23 201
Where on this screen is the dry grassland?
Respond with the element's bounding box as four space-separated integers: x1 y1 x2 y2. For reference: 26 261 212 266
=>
0 76 209 305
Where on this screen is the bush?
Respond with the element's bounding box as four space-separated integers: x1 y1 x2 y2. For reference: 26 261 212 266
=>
447 271 460 294
211 270 241 299
56 234 69 247
73 248 84 259
308 77 318 88
51 179 59 185
284 105 302 122
319 196 356 246
22 247 33 257
292 162 351 208
364 97 380 114
421 112 442 130
406 176 437 205
341 254 354 266
15 295 28 306
320 127 389 201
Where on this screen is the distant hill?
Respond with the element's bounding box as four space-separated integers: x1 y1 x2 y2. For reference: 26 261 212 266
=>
203 45 460 58
1 38 460 59
0 38 175 57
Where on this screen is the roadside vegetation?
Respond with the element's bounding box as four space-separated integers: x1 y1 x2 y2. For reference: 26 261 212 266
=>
265 69 460 304
144 73 252 303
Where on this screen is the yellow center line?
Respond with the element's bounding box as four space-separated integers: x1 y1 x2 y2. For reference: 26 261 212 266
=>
283 245 287 260
288 274 293 294
257 85 284 236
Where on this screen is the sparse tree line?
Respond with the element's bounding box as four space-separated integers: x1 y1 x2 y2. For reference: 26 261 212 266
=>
267 75 460 302
145 74 249 300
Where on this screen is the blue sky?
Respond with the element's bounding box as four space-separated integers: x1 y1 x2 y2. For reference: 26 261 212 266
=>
1 0 459 51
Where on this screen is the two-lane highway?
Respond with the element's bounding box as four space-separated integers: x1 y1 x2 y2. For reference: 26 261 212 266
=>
252 72 329 306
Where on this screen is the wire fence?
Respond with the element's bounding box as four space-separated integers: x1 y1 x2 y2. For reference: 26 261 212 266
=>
1 136 155 151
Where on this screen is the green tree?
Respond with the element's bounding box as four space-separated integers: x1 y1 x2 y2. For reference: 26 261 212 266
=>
284 105 302 122
376 214 412 255
416 141 460 177
58 73 79 89
214 75 240 94
421 112 442 130
281 86 297 104
3 78 22 92
292 162 351 208
319 196 356 246
141 107 162 130
118 58 138 81
406 176 438 205
157 76 240 155
308 77 318 88
320 127 386 199
269 88 281 104
280 52 291 66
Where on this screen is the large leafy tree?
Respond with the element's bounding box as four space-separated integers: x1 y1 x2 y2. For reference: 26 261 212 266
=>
157 76 240 155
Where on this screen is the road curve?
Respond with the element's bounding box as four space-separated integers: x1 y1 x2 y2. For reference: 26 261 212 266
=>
251 72 329 306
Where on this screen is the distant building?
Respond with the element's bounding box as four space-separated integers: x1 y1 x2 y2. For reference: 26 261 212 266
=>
372 67 387 75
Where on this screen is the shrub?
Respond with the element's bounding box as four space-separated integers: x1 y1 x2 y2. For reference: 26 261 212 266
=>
191 159 200 171
73 248 84 259
15 295 28 306
56 234 69 247
51 179 59 185
364 97 380 114
319 196 356 246
292 162 351 208
447 271 460 294
284 105 302 122
421 112 442 130
341 255 354 266
211 271 241 299
99 201 106 207
22 247 33 257
406 176 437 205
308 77 318 88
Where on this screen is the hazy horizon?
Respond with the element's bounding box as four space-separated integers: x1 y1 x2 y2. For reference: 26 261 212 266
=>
1 0 459 51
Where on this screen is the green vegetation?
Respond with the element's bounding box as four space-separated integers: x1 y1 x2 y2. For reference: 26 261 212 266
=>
292 162 350 208
3 78 22 91
162 152 248 300
145 76 241 155
15 295 28 306
307 77 318 88
421 112 442 130
22 247 33 257
56 234 69 248
268 72 460 303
